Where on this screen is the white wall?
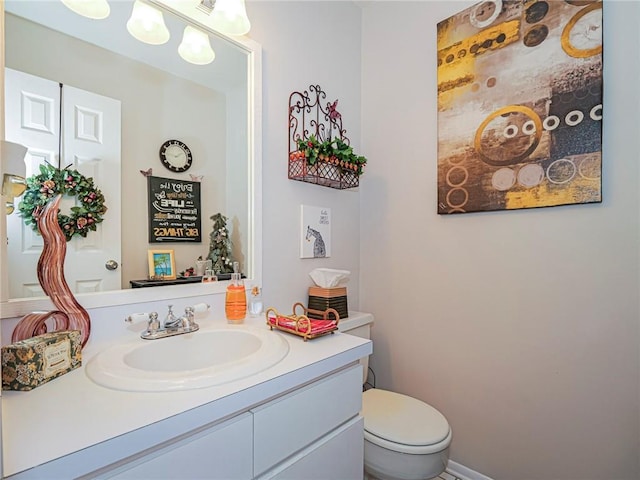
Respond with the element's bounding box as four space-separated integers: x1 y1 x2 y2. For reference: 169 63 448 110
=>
360 2 640 479
247 1 363 311
226 81 249 272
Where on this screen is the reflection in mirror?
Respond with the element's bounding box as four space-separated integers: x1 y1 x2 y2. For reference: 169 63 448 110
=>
2 0 259 308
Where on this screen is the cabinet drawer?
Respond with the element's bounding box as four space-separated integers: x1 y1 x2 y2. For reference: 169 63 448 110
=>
252 364 362 476
264 416 364 480
101 413 253 480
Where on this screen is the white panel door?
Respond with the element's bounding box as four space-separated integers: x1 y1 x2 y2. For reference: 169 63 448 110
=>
62 84 121 294
5 68 60 298
4 68 121 297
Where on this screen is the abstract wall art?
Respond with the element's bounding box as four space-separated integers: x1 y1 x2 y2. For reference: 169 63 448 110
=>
437 0 603 214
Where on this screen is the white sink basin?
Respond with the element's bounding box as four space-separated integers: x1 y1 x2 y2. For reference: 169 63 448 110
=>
86 325 289 392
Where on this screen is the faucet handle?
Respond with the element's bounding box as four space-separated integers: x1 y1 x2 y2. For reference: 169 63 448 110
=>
192 303 210 314
148 312 160 333
181 306 199 331
183 306 195 328
125 312 149 324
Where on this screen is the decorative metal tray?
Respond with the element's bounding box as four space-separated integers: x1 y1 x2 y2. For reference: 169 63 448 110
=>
266 303 340 341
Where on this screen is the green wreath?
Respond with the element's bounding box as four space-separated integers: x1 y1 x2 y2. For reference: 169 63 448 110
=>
18 163 107 242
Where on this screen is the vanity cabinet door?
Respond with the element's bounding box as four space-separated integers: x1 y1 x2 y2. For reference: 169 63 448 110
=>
104 413 252 480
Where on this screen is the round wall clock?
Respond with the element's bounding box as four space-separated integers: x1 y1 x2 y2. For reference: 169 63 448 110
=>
159 139 193 173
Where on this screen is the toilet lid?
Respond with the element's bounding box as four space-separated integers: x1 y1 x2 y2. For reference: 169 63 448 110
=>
362 389 450 452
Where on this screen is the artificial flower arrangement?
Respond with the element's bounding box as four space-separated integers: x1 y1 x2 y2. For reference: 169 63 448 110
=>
290 135 367 177
18 163 107 242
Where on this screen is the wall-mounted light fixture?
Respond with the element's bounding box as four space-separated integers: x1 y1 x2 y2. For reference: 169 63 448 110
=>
209 0 251 36
1 141 28 215
61 0 252 63
179 26 216 65
126 0 170 45
61 0 110 20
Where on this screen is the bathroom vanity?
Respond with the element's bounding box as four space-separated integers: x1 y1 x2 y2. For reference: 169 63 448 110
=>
2 314 371 479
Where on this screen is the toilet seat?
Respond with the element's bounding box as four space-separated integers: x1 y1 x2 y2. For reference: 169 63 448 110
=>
362 389 452 455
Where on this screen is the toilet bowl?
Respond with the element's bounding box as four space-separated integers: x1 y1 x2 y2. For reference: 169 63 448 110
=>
338 312 452 480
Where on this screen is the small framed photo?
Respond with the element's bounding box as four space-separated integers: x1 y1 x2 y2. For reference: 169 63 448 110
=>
148 249 176 280
300 205 331 259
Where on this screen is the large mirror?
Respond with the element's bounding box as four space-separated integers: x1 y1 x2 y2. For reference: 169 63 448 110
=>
0 0 261 318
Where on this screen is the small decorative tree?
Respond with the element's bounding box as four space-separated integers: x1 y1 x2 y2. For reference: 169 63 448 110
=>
207 213 234 274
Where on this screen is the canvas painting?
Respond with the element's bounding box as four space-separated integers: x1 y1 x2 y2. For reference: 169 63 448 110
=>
437 1 602 214
300 205 331 259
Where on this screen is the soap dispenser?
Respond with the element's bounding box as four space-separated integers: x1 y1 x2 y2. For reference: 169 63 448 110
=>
225 261 246 323
249 285 263 317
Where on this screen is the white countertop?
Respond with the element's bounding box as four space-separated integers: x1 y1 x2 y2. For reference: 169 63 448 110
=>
2 312 372 477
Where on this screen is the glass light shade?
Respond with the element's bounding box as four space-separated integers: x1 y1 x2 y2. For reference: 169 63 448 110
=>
2 175 26 215
61 0 110 20
2 174 27 199
1 140 28 214
178 26 216 65
126 0 170 45
210 0 251 36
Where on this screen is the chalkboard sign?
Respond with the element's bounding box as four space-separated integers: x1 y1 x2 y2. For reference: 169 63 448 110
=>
147 176 202 243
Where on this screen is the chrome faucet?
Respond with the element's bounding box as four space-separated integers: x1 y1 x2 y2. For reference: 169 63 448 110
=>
163 304 180 329
139 305 200 340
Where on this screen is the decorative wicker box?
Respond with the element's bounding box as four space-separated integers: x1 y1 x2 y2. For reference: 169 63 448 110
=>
307 286 348 319
2 330 82 391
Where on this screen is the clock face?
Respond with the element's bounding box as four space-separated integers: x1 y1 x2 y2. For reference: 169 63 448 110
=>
159 140 193 173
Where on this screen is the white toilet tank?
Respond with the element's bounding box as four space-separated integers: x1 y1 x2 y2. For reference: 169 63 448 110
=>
338 312 374 384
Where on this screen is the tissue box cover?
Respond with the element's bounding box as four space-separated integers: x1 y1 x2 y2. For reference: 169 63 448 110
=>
308 287 348 319
2 330 82 391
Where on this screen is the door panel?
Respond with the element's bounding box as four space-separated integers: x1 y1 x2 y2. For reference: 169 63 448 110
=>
63 85 121 294
5 68 121 297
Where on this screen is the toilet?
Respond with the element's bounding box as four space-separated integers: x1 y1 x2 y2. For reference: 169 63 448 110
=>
338 313 452 480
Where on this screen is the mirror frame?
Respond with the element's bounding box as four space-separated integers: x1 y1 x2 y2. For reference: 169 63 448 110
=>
0 1 262 319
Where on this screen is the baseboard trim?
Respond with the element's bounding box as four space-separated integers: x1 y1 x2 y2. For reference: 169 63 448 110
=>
447 460 494 480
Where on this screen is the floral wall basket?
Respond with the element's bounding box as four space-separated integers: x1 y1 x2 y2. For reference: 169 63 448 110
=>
288 85 366 190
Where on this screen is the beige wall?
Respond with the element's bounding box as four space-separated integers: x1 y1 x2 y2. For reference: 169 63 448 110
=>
360 2 640 479
248 1 363 310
